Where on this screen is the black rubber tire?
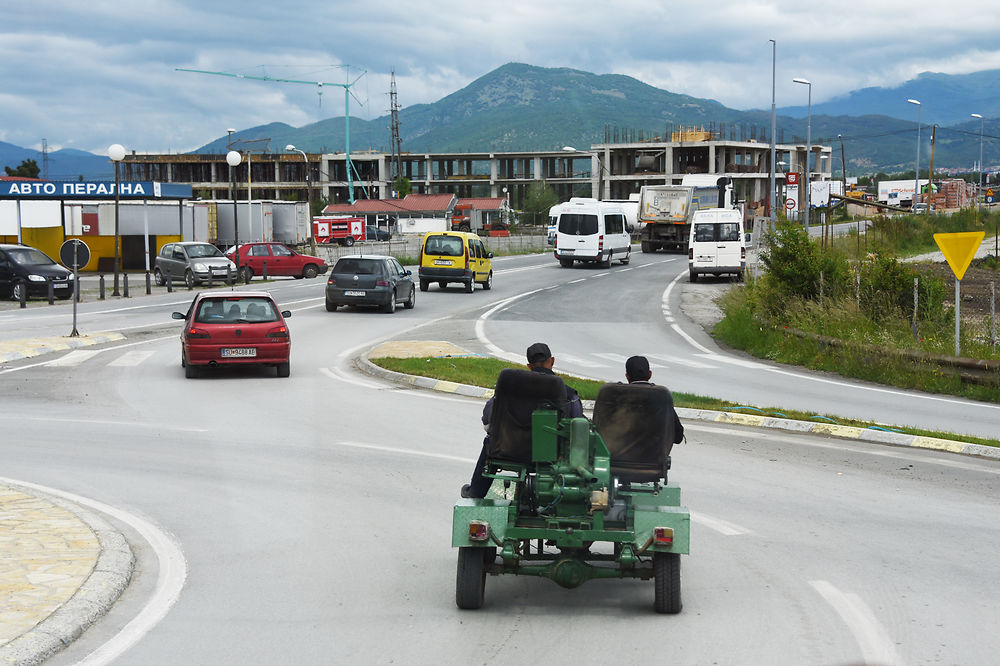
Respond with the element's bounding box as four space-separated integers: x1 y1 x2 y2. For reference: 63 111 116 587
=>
438 281 447 289
689 271 698 283
383 291 397 313
184 269 196 289
641 241 653 253
12 280 26 301
620 251 631 265
456 547 486 610
184 363 198 379
419 279 429 292
736 270 744 282
464 279 474 293
653 552 682 614
276 362 290 378
343 236 355 247
325 300 338 312
404 286 416 309
153 268 165 286
600 256 612 269
241 267 253 282
559 258 573 268
303 264 319 279
481 271 493 290
56 289 73 300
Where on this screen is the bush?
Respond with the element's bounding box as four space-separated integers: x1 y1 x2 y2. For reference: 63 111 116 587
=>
856 252 945 322
759 223 851 314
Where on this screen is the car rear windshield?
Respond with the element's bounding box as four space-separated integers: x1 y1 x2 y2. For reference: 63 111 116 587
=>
424 235 464 256
558 214 598 236
693 222 741 242
194 297 279 323
187 244 224 258
333 258 383 275
6 248 55 266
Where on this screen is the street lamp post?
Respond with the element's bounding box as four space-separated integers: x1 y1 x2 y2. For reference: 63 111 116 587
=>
793 78 812 233
108 143 126 296
972 113 984 222
908 99 922 211
226 150 242 279
286 144 315 251
769 39 777 231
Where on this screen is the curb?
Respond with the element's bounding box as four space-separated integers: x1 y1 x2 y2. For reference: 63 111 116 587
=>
0 333 127 365
0 484 135 666
357 352 1000 462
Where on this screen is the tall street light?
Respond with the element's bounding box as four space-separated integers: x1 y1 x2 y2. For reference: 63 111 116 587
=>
226 150 242 279
769 39 777 231
908 99 921 210
286 144 315 251
108 143 126 296
793 78 812 232
972 113 984 221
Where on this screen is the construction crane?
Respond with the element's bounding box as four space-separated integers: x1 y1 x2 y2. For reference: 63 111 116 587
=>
176 66 366 203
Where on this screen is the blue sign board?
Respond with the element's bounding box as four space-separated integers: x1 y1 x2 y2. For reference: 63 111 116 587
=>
0 180 193 200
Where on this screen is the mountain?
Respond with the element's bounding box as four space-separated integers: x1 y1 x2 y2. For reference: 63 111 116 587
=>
779 70 1000 126
1 141 112 180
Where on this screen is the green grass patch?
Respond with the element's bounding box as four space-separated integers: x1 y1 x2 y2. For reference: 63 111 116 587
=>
369 355 999 448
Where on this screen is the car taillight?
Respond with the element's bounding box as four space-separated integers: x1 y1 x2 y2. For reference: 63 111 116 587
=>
598 234 604 252
186 327 210 339
741 247 746 260
328 275 336 285
267 326 289 339
468 520 490 542
376 279 389 287
654 527 674 546
464 243 469 266
688 248 693 260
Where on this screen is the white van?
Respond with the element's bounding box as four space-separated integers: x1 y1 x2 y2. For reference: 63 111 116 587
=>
547 202 567 245
554 198 632 268
688 208 745 282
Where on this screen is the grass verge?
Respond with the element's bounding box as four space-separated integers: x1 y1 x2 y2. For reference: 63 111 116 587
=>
369 355 999 449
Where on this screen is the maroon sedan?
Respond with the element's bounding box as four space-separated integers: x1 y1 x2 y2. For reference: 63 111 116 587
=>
172 291 292 378
227 242 328 281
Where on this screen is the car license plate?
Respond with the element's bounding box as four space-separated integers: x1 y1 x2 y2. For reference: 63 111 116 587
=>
344 290 365 296
561 249 574 254
54 283 69 288
222 348 256 358
433 259 452 265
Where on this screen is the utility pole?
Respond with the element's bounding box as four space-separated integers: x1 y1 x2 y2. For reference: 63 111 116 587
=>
389 71 403 197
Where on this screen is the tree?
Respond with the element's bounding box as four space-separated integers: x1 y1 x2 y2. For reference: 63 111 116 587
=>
521 181 559 226
392 177 412 198
4 159 40 178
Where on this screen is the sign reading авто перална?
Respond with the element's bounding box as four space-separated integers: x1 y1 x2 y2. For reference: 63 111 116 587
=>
0 180 192 200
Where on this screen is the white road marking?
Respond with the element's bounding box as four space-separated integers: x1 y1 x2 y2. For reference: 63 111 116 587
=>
592 272 609 277
0 415 208 432
645 352 716 369
331 440 475 464
474 288 547 364
0 335 177 375
568 278 587 284
0 476 187 666
108 351 155 367
558 353 609 368
593 352 630 364
45 350 101 367
810 580 903 666
689 511 752 536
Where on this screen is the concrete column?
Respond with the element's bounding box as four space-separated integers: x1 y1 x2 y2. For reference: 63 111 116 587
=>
709 145 717 174
533 156 541 180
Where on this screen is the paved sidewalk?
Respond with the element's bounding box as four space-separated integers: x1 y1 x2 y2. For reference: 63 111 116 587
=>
0 483 133 665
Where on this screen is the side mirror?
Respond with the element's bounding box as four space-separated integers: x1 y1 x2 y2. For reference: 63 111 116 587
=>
486 252 494 259
745 233 753 243
404 269 412 276
281 310 292 318
171 312 185 320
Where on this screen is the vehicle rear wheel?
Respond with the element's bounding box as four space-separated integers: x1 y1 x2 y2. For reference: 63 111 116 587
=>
456 547 486 610
184 269 196 289
303 264 319 279
325 300 338 312
419 279 429 292
464 279 474 293
184 363 198 379
276 362 290 378
404 286 416 309
600 256 612 269
653 552 682 614
689 271 698 282
153 268 165 286
481 271 493 290
641 241 653 253
559 258 573 268
735 270 744 282
343 236 355 247
383 291 397 313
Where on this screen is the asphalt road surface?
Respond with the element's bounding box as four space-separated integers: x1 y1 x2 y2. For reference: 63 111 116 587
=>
2 253 998 665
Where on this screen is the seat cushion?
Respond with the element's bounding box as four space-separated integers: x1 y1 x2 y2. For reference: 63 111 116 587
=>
487 369 568 463
592 382 674 481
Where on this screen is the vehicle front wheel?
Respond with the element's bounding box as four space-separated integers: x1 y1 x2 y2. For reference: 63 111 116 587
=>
303 264 319 279
456 547 486 610
343 236 355 247
276 362 290 378
153 268 165 286
184 269 196 289
481 271 493 290
404 286 416 309
653 552 682 614
11 280 26 301
419 279 429 292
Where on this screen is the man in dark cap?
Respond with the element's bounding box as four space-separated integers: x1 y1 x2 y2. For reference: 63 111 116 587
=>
625 355 685 450
461 342 583 498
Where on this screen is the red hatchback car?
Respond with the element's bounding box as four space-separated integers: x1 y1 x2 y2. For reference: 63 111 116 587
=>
227 243 328 281
172 291 292 378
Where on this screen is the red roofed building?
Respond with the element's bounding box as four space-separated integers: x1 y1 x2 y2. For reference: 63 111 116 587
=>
321 193 510 234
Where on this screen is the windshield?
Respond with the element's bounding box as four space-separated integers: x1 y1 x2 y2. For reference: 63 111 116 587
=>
6 248 55 266
558 214 598 236
194 297 279 323
333 258 383 275
694 222 741 242
186 244 224 258
424 235 464 257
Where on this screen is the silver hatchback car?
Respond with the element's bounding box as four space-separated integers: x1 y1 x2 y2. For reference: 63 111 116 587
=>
154 242 237 288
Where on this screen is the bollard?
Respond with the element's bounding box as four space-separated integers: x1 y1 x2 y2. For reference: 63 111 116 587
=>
207 272 213 289
19 281 27 308
123 273 130 298
145 270 151 295
262 261 268 281
244 267 251 285
47 278 54 305
167 276 173 293
99 274 106 300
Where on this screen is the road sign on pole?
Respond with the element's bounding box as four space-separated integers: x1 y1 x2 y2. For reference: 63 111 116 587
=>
784 198 796 210
933 231 985 357
59 239 90 337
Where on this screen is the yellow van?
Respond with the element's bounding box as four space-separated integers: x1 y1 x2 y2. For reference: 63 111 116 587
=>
418 231 493 292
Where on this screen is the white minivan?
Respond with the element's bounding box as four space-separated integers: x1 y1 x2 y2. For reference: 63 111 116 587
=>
553 198 631 268
688 208 745 282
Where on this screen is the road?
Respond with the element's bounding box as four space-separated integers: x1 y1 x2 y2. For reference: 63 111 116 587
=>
2 252 999 664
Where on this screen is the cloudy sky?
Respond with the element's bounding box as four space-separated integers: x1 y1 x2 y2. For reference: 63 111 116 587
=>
4 1 999 155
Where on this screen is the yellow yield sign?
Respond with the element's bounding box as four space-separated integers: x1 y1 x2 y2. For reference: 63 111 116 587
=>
933 231 985 281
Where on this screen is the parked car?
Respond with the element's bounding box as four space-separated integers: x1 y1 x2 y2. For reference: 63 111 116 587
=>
171 291 292 378
366 226 391 241
0 243 75 300
417 231 493 292
154 242 237 288
226 242 328 280
325 255 415 313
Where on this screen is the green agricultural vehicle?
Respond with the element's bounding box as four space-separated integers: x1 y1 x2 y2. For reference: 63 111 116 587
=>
452 369 690 612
